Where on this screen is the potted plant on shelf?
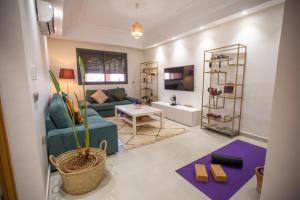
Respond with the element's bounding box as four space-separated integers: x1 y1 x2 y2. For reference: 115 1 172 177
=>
49 56 107 195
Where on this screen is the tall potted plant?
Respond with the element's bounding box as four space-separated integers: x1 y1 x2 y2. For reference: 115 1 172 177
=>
49 56 107 195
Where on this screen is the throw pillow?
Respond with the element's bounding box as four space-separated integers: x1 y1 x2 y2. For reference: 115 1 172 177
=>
105 89 117 102
74 109 83 124
48 94 72 129
63 95 83 124
91 90 109 104
86 90 97 103
112 88 127 101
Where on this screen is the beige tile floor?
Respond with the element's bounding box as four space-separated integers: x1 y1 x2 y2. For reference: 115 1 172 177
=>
49 118 266 200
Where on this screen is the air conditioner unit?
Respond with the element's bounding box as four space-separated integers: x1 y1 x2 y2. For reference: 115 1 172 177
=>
36 0 55 35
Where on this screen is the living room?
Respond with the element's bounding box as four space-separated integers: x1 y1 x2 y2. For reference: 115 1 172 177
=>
0 0 299 200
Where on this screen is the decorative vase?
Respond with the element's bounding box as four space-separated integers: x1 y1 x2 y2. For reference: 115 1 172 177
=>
255 166 264 193
49 141 107 195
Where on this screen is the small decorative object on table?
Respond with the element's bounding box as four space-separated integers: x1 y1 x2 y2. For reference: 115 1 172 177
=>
170 95 177 106
207 113 221 119
134 100 143 109
207 87 222 108
223 84 235 97
211 54 229 60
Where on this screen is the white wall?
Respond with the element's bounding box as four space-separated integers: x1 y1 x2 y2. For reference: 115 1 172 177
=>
261 0 300 198
0 0 50 199
48 38 144 100
143 4 284 138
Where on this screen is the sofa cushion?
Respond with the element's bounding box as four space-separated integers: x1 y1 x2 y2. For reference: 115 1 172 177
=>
85 108 99 117
112 88 127 101
110 100 132 106
87 115 107 124
125 96 139 103
48 94 72 129
45 114 56 132
91 90 108 104
63 94 83 124
86 90 97 103
105 89 118 102
88 102 114 111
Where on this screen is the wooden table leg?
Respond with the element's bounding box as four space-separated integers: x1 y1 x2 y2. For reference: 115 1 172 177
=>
133 116 137 134
160 112 164 128
115 108 118 122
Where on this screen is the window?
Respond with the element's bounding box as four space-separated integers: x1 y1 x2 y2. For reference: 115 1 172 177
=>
76 48 128 85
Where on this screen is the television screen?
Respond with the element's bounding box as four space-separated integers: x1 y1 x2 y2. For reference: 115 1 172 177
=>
164 65 194 91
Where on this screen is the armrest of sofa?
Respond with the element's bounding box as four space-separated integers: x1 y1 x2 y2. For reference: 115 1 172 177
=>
47 121 118 158
125 96 139 103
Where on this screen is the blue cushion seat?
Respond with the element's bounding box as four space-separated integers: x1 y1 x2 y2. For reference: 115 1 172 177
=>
89 102 114 111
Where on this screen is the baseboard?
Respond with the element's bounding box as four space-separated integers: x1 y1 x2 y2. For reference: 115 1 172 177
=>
45 165 51 200
240 131 268 143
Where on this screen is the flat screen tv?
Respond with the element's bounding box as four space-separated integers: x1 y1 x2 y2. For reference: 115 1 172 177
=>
164 65 194 91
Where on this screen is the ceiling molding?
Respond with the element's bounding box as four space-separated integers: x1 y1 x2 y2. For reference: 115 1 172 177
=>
144 0 285 49
50 0 284 50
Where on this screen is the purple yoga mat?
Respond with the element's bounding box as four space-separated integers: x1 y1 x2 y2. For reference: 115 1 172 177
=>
176 139 266 200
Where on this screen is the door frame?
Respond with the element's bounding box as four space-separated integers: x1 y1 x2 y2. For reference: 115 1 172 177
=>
0 96 18 200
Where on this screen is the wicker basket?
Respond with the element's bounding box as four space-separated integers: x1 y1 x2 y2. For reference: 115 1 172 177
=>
49 140 107 195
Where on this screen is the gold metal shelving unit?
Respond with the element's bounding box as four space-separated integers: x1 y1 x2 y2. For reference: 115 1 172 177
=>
200 44 247 137
140 62 158 105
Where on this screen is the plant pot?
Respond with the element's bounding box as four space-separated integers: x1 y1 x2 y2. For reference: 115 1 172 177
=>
49 140 107 195
255 166 264 193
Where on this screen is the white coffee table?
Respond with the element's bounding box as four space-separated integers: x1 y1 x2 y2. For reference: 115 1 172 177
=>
115 104 164 134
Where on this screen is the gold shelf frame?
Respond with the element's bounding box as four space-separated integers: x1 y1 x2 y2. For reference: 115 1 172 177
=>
140 61 159 105
200 44 247 137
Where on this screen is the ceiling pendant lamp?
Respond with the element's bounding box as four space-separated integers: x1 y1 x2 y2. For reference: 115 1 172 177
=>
131 3 143 39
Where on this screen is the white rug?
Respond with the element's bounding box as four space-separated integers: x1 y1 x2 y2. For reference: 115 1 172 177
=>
106 117 186 150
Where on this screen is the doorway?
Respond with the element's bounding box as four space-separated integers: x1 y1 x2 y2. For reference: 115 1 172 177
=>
0 96 17 200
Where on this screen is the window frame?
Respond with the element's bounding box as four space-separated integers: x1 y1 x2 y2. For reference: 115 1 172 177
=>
76 48 128 85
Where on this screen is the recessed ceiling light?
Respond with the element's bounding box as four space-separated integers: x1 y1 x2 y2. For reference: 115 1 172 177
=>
200 26 204 30
242 10 248 16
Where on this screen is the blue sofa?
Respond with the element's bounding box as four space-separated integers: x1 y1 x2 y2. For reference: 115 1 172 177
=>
45 94 118 169
82 88 139 117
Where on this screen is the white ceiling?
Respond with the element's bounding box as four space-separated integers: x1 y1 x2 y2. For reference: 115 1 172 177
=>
51 0 279 49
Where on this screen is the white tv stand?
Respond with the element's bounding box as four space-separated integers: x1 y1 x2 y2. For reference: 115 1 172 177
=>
151 101 201 126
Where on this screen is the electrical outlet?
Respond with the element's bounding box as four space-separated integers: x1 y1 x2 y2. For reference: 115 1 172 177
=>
33 92 39 103
42 136 46 144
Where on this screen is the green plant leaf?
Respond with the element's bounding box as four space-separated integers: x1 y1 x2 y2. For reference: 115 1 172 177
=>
78 56 90 149
74 93 83 118
82 84 90 149
49 70 61 93
71 118 81 149
78 56 86 84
